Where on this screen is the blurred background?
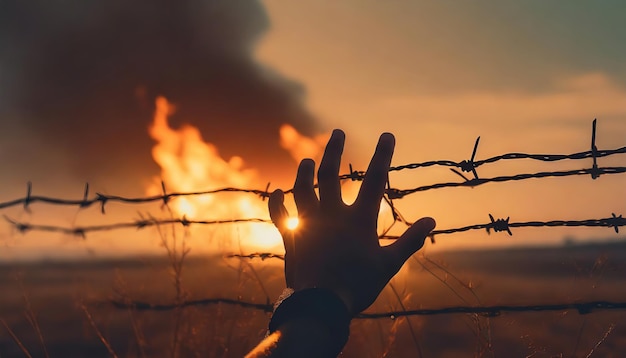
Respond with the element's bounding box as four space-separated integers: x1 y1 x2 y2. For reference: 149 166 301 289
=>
2 2 626 357
0 0 625 260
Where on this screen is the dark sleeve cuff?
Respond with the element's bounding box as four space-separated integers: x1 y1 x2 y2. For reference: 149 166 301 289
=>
269 288 351 356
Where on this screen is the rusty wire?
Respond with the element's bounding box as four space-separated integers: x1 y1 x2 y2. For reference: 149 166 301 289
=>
3 215 271 238
3 119 626 318
0 164 623 215
3 213 624 239
0 120 624 240
0 120 623 210
108 297 626 318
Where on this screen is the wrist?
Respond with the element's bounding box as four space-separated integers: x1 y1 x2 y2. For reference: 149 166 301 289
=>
292 283 356 316
269 288 351 356
330 288 355 316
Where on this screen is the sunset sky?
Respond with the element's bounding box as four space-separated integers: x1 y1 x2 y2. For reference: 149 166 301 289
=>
257 0 626 248
0 1 625 260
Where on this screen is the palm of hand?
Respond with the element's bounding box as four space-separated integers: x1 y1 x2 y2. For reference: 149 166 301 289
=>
269 130 435 315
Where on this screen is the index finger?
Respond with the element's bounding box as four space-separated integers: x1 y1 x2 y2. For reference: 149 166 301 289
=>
354 132 394 216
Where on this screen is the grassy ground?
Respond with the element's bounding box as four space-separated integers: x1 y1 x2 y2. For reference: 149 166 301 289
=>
1 241 625 357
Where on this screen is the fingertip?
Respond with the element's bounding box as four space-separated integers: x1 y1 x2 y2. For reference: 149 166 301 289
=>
375 132 395 157
270 189 284 204
419 217 436 233
332 128 345 140
269 190 289 231
329 129 346 150
380 132 395 146
298 158 315 171
410 217 436 246
389 216 436 263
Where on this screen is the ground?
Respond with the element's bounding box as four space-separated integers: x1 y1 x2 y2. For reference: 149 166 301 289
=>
1 241 625 357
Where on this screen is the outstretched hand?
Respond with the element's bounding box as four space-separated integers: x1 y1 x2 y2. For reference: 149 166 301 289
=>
269 129 435 315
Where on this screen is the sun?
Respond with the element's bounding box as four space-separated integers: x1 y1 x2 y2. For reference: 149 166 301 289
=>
286 217 300 230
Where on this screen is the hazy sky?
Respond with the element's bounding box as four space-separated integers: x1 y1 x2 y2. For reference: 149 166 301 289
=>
257 0 626 249
0 1 625 259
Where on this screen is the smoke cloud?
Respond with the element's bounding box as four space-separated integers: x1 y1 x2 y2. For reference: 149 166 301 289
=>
0 0 319 188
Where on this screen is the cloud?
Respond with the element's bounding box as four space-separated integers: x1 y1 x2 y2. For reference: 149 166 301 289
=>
378 73 626 126
0 0 319 187
300 72 626 248
309 72 626 163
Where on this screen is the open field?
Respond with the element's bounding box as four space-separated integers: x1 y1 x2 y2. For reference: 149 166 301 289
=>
1 241 626 357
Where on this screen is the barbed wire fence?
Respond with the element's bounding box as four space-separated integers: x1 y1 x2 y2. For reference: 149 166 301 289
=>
2 119 626 318
107 298 626 318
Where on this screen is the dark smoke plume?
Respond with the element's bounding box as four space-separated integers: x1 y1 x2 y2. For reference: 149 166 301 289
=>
0 0 319 186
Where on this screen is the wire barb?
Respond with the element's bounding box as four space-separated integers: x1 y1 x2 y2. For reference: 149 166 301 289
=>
590 118 601 179
4 215 30 233
80 183 91 208
348 163 362 181
259 182 271 201
487 214 512 236
24 182 32 212
96 193 108 214
610 213 622 233
160 181 169 208
449 168 473 184
459 136 481 179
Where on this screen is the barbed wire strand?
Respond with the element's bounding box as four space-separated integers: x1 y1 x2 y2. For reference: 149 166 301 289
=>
1 163 624 213
385 166 626 199
107 298 626 318
5 119 626 322
0 120 624 211
3 216 270 238
5 213 623 239
227 253 285 261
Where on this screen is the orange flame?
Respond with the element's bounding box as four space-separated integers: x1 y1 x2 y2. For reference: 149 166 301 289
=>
146 97 391 252
147 96 282 251
278 124 328 163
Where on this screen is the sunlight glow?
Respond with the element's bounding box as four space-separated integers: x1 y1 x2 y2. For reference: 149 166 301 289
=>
286 217 300 230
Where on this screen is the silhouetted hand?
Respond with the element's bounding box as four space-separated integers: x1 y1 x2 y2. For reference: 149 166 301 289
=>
269 129 435 315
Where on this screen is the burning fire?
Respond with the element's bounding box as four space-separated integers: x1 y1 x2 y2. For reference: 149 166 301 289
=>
278 123 328 163
147 96 284 250
146 96 392 252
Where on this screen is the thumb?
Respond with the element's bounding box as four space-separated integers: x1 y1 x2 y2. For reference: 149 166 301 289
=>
268 190 295 254
268 189 289 232
386 217 436 271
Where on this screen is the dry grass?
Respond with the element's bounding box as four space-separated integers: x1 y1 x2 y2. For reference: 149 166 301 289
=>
1 241 626 357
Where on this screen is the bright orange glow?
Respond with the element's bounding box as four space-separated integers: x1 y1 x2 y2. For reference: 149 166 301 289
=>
146 99 394 251
286 217 299 230
147 96 283 251
278 124 328 163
